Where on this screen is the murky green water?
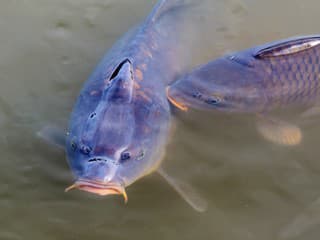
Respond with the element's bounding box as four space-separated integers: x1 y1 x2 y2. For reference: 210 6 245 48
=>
1 0 320 239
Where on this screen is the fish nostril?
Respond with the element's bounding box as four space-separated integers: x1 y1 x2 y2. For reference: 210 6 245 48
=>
205 97 220 105
81 145 92 155
192 91 202 99
89 112 97 119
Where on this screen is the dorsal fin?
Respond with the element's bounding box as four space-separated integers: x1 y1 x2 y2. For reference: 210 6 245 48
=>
254 35 320 58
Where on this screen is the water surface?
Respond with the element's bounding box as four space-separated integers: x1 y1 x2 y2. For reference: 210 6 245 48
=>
1 0 320 239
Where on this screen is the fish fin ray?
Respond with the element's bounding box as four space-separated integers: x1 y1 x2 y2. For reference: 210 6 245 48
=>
157 167 208 212
37 125 66 149
300 105 320 119
294 105 320 126
256 115 302 146
146 0 201 25
254 35 320 58
279 197 320 239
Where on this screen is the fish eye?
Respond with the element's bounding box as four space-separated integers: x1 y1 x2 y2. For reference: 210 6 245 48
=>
192 91 202 99
120 152 131 162
205 95 223 105
71 140 77 151
137 150 145 161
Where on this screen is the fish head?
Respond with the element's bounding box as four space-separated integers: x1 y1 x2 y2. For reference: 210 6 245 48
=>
66 59 171 200
167 53 266 112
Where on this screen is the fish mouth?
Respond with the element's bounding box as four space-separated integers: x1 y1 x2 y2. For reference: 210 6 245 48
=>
65 180 128 203
166 87 188 111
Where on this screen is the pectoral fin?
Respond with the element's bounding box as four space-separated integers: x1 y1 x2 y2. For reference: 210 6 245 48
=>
300 105 320 119
157 167 208 212
37 126 66 149
279 198 320 239
256 115 302 146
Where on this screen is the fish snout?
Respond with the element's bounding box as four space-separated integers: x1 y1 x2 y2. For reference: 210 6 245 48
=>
79 157 116 181
166 86 188 111
65 157 128 202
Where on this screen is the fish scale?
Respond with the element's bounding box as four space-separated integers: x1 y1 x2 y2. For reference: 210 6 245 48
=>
256 41 320 109
166 35 320 147
167 35 320 114
52 0 212 211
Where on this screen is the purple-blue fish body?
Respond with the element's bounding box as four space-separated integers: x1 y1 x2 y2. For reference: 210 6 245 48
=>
65 0 189 200
168 35 320 113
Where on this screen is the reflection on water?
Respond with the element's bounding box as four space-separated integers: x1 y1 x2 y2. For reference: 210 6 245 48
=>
1 0 320 239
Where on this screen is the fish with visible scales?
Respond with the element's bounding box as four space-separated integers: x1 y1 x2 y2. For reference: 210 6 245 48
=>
39 0 207 212
167 35 320 146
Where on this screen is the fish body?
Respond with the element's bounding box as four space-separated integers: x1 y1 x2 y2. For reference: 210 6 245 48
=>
168 35 320 113
65 0 188 198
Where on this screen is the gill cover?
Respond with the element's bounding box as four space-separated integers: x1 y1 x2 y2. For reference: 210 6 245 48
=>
107 59 134 104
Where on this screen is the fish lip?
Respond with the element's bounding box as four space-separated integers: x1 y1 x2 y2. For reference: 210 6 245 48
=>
65 179 128 203
166 86 188 111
